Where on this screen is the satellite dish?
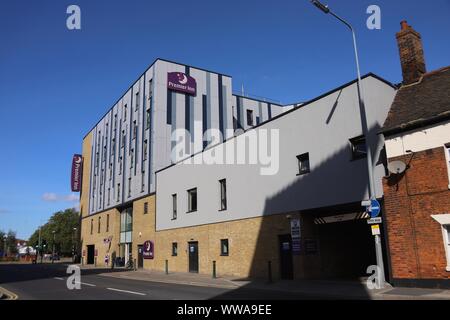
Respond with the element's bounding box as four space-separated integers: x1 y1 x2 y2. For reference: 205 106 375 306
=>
388 160 407 174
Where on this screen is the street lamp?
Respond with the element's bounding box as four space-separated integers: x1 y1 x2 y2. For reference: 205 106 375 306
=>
72 227 77 263
52 231 56 264
310 0 386 287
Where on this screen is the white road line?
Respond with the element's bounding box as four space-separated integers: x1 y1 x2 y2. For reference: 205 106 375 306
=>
76 282 96 287
53 277 64 280
106 287 146 296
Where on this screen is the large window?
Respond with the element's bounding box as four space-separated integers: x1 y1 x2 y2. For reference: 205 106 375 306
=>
120 208 133 245
219 179 227 211
172 194 177 219
187 188 197 212
296 153 310 175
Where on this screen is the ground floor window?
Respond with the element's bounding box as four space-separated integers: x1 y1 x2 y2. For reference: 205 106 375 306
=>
172 242 178 256
220 239 229 256
431 214 450 272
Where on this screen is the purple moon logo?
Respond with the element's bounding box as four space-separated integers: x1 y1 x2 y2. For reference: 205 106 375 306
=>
143 240 154 259
167 72 196 95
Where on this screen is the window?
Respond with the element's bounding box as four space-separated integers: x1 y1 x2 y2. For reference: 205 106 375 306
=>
135 92 140 110
117 183 121 201
107 188 110 205
296 153 310 175
130 149 134 169
246 109 254 126
146 109 151 129
121 130 126 148
98 216 101 233
187 188 197 212
144 202 148 214
90 219 93 235
133 121 137 140
431 214 450 271
149 79 153 97
219 179 227 210
112 138 116 156
445 144 450 186
172 194 177 219
128 177 132 197
143 140 148 160
119 156 123 174
220 239 229 256
123 104 127 121
106 214 110 232
350 136 367 160
172 242 178 256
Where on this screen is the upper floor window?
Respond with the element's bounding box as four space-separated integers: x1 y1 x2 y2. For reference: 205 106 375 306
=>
350 135 367 160
117 183 121 201
146 109 151 130
144 202 148 214
121 130 126 148
98 216 101 233
219 179 227 211
149 79 153 97
130 149 134 169
172 194 177 219
123 104 127 121
143 140 148 161
90 219 93 235
187 188 197 213
246 109 254 126
133 121 137 140
296 153 310 175
106 214 110 232
135 92 140 110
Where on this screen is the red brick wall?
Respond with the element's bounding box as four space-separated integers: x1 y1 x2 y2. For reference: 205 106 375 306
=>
383 146 450 280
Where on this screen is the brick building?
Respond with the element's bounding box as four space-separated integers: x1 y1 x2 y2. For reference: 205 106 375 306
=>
381 21 450 288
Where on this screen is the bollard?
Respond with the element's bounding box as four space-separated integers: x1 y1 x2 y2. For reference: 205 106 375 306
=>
165 259 169 274
134 258 137 271
212 260 217 279
268 260 272 283
81 257 84 266
94 257 97 267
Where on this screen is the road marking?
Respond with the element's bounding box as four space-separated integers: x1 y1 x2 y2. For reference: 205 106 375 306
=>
76 281 96 287
54 277 64 280
106 287 146 296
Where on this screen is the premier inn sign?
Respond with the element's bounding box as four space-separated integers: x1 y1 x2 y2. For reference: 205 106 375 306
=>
71 154 83 192
167 72 196 95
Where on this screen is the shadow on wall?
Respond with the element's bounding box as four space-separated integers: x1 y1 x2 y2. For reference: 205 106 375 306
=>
212 122 389 299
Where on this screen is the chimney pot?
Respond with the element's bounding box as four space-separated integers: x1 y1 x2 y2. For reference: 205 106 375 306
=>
400 20 409 30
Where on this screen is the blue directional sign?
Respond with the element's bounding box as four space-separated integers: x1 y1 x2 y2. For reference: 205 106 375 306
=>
368 199 381 218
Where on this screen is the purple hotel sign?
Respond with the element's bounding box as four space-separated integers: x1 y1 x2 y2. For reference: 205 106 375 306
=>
167 72 196 95
143 240 154 259
71 154 83 192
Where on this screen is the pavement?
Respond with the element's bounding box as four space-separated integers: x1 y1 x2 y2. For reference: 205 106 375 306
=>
1 262 450 300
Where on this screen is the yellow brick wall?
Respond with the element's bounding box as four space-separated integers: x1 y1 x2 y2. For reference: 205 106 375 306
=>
80 208 120 266
80 132 92 219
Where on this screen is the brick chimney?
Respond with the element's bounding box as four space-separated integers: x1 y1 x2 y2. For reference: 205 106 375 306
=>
396 20 426 84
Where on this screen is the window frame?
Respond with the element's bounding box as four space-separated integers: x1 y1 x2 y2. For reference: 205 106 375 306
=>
220 239 229 256
143 202 148 215
187 188 197 213
246 109 254 126
349 135 367 160
172 242 178 256
172 194 177 219
219 179 227 211
296 153 310 175
444 143 450 189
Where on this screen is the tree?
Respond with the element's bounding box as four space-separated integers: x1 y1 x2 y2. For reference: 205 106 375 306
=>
0 230 18 257
28 208 80 256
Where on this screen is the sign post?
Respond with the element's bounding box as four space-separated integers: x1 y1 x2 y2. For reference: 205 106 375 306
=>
290 218 301 255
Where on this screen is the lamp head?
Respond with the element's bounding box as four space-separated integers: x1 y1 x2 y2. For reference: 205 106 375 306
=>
311 0 330 14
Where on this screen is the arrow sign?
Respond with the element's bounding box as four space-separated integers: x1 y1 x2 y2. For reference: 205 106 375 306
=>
368 199 381 218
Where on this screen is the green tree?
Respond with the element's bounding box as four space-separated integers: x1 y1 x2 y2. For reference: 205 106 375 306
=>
0 229 18 257
28 208 80 256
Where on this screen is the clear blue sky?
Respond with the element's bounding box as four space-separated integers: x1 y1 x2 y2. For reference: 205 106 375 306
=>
1 0 449 239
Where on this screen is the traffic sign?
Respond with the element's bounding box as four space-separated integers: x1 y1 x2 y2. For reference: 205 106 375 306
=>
368 199 381 218
367 217 382 224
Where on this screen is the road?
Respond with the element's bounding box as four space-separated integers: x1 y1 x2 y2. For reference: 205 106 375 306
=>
0 263 326 300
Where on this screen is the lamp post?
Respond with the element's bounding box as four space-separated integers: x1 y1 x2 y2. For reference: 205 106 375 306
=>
38 226 42 264
52 231 56 264
310 0 386 287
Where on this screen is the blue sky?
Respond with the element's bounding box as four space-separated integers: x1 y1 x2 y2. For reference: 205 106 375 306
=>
0 0 449 239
